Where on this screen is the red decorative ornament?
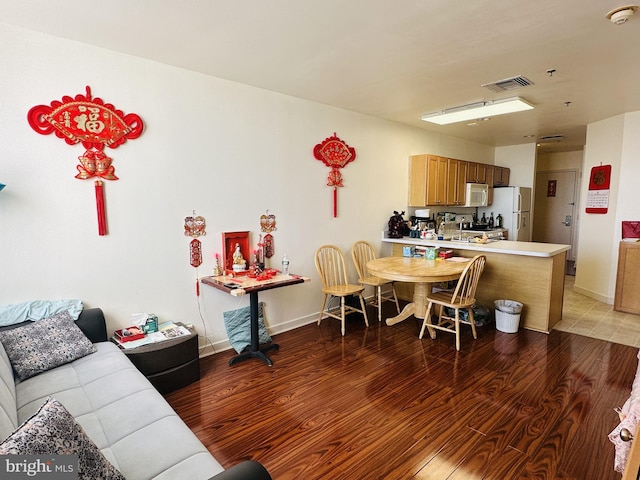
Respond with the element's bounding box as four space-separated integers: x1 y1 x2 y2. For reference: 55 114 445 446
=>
190 239 203 268
313 132 356 217
27 86 144 235
185 214 206 295
94 180 107 236
263 233 274 259
27 85 143 151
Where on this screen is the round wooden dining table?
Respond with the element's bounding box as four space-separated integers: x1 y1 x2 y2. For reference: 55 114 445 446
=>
367 256 470 325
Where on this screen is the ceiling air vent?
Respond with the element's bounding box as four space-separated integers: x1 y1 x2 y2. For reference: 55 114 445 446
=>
482 75 534 93
539 134 564 142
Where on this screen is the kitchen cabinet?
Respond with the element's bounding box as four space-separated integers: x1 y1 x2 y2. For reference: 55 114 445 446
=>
615 241 640 314
408 154 447 206
445 158 467 206
409 153 509 207
466 162 487 183
493 166 510 186
426 155 448 206
408 155 428 206
485 165 494 187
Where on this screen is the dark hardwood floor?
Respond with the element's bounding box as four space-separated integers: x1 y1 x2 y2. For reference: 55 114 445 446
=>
165 302 637 479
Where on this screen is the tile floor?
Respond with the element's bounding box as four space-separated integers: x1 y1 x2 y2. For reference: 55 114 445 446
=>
554 275 640 347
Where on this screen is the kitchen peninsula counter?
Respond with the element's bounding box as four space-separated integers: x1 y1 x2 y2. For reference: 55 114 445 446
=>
383 237 570 258
382 237 570 333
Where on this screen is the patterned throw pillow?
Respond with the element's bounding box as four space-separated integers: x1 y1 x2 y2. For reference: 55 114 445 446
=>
0 310 96 380
0 396 124 480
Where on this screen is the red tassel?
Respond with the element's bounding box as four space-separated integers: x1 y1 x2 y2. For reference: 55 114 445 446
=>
333 187 337 217
95 180 107 235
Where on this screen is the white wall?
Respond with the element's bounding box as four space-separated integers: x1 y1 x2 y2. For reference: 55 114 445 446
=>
494 143 537 188
0 23 494 353
537 150 584 172
574 113 639 303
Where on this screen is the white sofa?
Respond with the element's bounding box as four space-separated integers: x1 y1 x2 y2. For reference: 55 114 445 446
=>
0 307 271 480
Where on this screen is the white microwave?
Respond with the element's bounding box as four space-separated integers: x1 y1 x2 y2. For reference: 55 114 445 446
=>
465 183 489 207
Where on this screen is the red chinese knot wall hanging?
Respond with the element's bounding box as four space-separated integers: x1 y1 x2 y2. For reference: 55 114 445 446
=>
313 132 356 217
27 86 144 235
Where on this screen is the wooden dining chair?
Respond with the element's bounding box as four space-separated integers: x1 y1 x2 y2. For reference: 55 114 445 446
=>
314 245 369 336
351 240 400 322
419 255 486 351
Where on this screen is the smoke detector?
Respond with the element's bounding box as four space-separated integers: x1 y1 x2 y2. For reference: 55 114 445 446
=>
606 5 638 24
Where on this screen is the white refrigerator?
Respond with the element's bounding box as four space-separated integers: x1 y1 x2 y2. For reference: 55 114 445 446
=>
482 186 532 241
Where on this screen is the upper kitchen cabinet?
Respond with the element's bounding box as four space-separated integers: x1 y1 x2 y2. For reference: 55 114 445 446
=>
466 162 487 184
408 154 510 207
492 166 510 186
446 158 467 206
408 154 447 206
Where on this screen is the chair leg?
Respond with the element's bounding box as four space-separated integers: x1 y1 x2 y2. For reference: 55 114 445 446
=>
437 304 444 326
377 286 382 322
454 308 461 351
391 283 400 314
420 301 435 339
359 294 369 327
340 296 346 336
468 307 478 339
318 295 329 326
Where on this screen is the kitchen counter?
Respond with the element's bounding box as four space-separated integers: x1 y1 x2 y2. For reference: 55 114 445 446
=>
383 236 570 258
383 236 570 334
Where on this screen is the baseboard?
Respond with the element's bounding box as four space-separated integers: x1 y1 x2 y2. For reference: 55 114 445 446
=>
196 299 382 358
197 312 318 358
572 284 613 305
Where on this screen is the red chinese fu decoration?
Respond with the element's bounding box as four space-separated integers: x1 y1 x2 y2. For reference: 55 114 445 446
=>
27 86 144 235
313 132 356 217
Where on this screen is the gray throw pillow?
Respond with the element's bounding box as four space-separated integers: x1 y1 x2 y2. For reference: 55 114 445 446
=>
0 396 124 479
0 310 96 380
223 302 272 354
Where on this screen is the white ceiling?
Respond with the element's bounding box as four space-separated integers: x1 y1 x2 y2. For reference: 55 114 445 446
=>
2 0 640 153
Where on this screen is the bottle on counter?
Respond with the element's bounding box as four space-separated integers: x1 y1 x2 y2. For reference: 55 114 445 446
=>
481 212 487 224
496 213 503 228
282 254 289 275
489 212 494 228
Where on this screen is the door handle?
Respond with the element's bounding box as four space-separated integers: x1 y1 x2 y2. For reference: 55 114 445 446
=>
562 215 572 226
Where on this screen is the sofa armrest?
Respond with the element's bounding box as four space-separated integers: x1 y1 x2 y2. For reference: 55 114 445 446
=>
75 307 108 343
209 461 272 480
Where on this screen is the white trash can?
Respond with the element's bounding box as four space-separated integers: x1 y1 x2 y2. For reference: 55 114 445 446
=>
494 300 523 333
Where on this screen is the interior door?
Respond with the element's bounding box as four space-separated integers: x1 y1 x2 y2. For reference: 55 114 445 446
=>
532 170 578 260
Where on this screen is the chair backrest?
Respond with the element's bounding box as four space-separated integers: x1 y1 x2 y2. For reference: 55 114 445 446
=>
450 255 486 305
315 245 350 289
351 240 377 280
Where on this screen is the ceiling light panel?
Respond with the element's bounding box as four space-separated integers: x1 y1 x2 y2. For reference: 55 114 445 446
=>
420 97 534 125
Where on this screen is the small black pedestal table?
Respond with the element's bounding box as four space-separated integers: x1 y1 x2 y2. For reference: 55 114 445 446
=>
201 274 308 366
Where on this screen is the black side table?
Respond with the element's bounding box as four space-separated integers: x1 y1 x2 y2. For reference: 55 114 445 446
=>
201 274 308 366
117 324 200 394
